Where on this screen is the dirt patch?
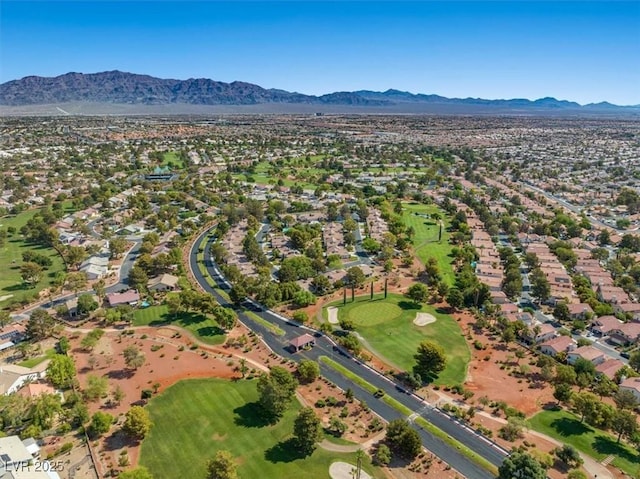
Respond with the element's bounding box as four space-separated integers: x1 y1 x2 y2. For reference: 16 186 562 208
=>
327 306 339 324
413 312 436 326
330 462 372 479
70 320 275 478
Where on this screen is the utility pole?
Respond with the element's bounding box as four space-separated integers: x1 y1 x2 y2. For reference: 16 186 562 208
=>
370 281 373 300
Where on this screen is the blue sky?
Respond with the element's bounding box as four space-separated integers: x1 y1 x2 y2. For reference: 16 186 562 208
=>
1 1 639 105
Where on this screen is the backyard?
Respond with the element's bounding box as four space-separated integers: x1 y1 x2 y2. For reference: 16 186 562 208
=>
326 294 469 386
139 378 382 479
133 305 225 345
528 408 640 476
401 202 455 285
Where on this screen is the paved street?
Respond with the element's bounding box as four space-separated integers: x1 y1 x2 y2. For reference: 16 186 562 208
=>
190 228 506 479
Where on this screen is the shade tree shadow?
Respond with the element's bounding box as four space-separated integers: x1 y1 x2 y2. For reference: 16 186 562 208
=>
233 402 272 428
550 417 590 437
264 438 308 463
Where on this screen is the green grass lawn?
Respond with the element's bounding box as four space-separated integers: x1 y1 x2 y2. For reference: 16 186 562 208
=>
402 202 455 285
17 348 57 368
0 210 66 308
327 294 469 385
529 408 640 476
139 379 383 479
133 305 225 345
161 151 185 169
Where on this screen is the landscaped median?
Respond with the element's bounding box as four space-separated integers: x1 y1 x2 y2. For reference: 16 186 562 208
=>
318 356 499 476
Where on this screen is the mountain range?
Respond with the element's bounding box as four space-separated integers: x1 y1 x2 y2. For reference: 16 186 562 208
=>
1 70 637 115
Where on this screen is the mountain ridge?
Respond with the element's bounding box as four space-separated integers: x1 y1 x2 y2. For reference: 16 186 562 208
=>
1 71 638 114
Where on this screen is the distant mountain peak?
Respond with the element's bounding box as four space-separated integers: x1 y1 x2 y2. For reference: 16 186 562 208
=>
0 71 635 115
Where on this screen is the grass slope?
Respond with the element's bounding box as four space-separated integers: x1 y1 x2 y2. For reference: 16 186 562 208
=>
401 202 455 285
133 305 225 345
0 210 66 308
139 379 382 479
329 294 469 385
529 408 640 476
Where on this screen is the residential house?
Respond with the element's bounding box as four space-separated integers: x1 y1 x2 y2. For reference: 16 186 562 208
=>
595 359 625 380
0 362 49 395
619 377 640 402
0 324 26 351
106 290 140 308
608 322 640 346
567 303 594 320
530 323 557 344
148 273 180 292
567 346 606 366
0 435 60 479
590 315 621 336
540 336 576 357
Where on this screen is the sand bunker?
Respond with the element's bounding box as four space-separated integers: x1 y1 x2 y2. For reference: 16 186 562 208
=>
329 462 372 479
413 312 436 326
327 306 339 324
0 295 13 302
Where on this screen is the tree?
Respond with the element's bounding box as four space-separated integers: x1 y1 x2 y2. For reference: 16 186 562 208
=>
374 444 392 466
257 366 298 422
293 290 316 307
612 408 638 443
26 309 55 340
530 268 550 303
165 294 182 318
346 266 366 288
499 417 525 441
328 416 347 437
555 364 577 385
20 261 43 286
46 354 76 388
293 407 322 455
385 419 422 459
405 283 429 304
297 360 320 384
81 329 104 351
31 392 63 429
567 471 587 479
572 391 599 422
498 451 547 479
553 302 570 322
213 306 237 331
311 275 333 296
629 350 640 372
446 288 464 310
128 266 148 291
207 450 238 479
77 293 98 316
0 310 10 329
553 383 573 405
112 385 125 405
65 271 88 296
123 406 152 439
119 468 153 479
413 340 446 381
593 376 617 399
123 346 146 370
88 411 114 437
84 374 109 401
109 237 128 259
66 246 87 270
554 444 583 468
613 389 639 410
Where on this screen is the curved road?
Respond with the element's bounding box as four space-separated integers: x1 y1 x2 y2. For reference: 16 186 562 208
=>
189 228 507 479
